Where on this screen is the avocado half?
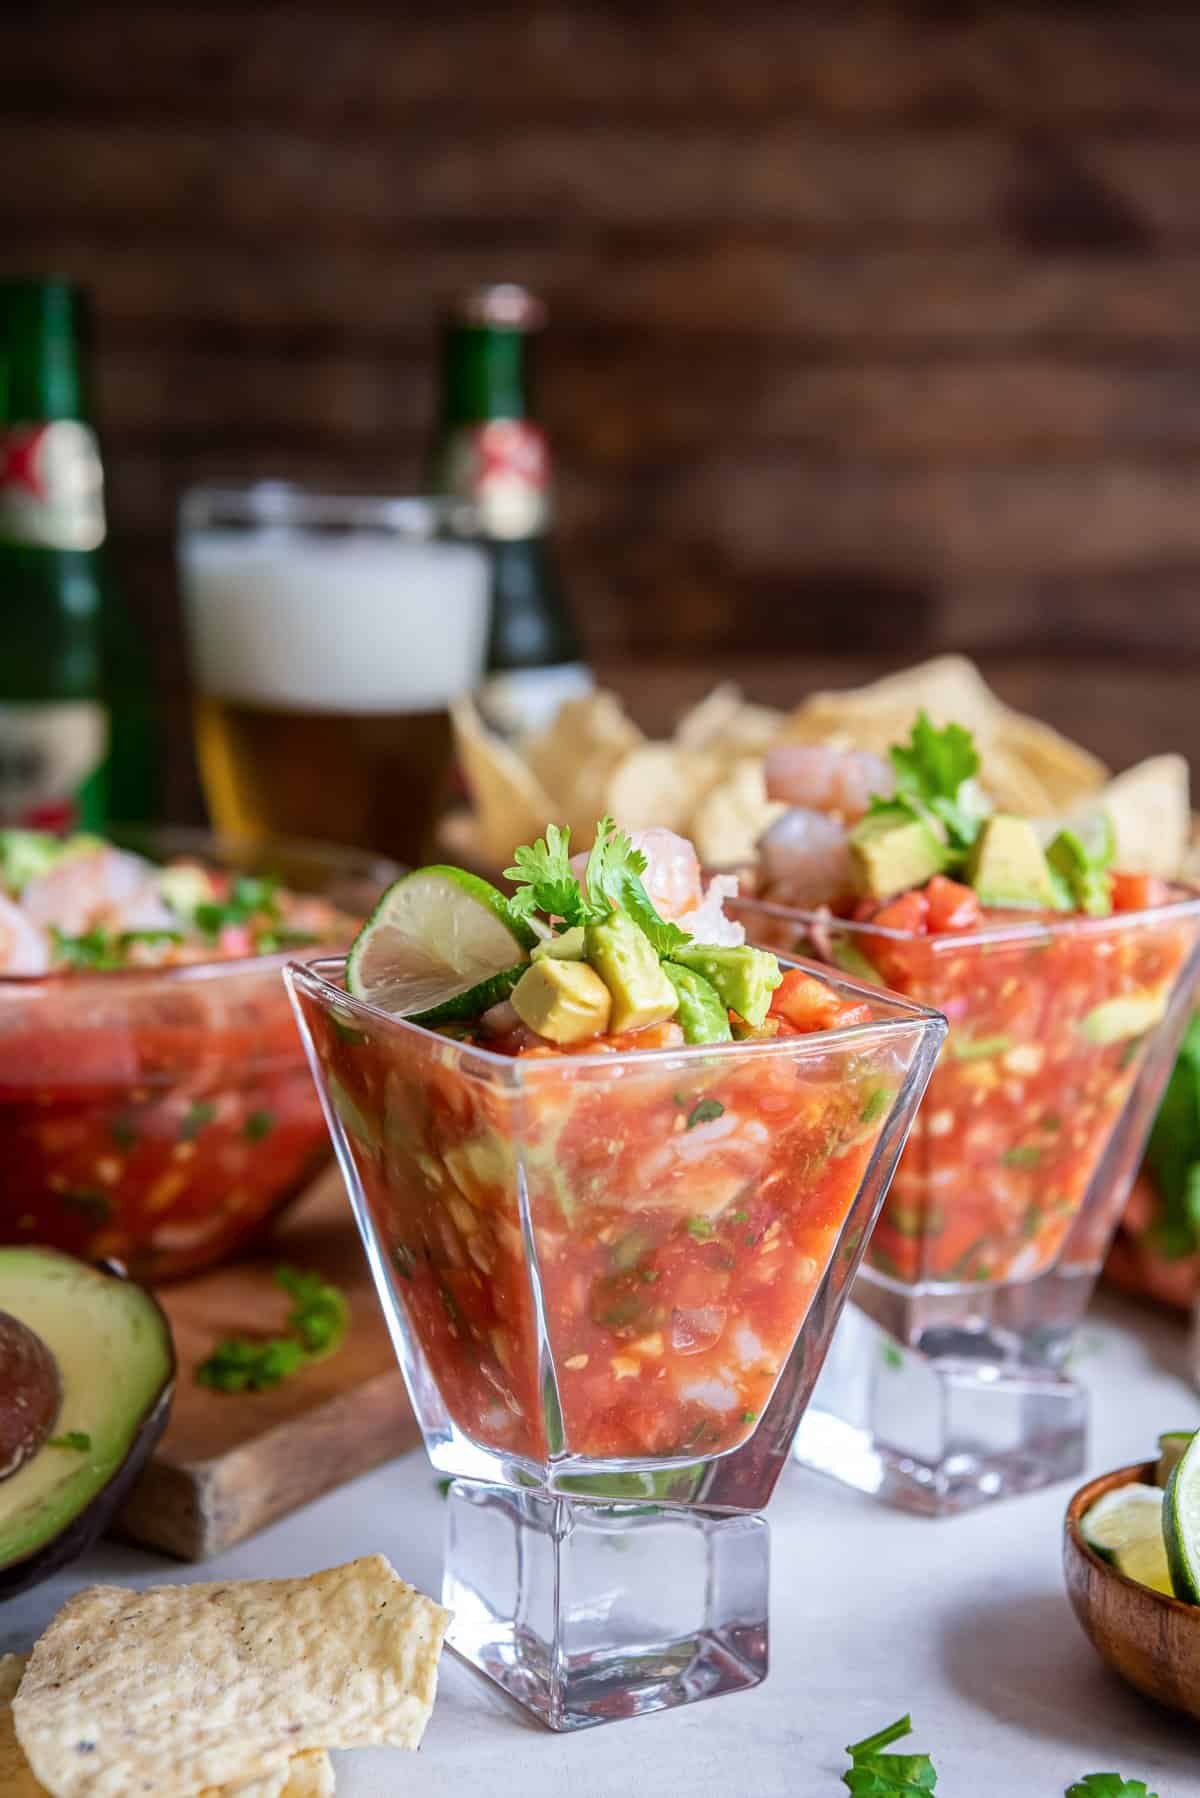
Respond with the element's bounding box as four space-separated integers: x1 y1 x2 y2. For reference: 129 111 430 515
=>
0 1248 175 1598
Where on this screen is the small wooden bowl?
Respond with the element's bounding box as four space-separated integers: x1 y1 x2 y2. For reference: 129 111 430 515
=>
1064 1460 1200 1721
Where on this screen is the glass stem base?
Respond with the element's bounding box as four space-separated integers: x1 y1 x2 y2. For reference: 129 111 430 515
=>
442 1483 769 1731
793 1302 1087 1517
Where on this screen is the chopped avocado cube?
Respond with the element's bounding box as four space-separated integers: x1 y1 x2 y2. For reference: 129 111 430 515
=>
966 814 1060 909
671 943 782 1028
158 863 217 919
848 811 944 900
0 830 62 893
531 925 586 962
584 911 679 1034
662 962 733 1044
1045 828 1113 917
1079 989 1168 1045
831 939 882 984
511 957 613 1044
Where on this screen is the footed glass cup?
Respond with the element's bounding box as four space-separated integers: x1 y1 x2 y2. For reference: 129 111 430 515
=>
733 891 1200 1516
287 956 944 1729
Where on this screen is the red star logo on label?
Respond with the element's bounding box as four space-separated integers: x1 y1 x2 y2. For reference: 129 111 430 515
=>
0 427 47 499
475 421 548 491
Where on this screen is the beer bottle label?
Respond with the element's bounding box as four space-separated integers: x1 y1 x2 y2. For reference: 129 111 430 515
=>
0 701 108 829
0 421 107 551
476 662 594 738
443 420 550 539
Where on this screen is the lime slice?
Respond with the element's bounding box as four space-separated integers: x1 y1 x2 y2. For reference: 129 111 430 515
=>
1164 1433 1200 1602
1156 1430 1195 1488
1115 1531 1174 1597
346 867 535 1016
1080 1483 1164 1564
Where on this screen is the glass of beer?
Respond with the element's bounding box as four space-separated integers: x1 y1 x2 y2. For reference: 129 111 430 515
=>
179 484 489 865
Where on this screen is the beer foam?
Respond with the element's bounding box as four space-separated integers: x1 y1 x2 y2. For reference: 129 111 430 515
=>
182 530 489 713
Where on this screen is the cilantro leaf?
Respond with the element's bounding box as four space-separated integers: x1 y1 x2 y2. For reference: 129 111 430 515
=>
843 1716 937 1796
585 816 692 954
685 1097 724 1130
196 1264 348 1393
1067 1776 1159 1798
47 1431 91 1452
505 824 591 927
883 712 985 855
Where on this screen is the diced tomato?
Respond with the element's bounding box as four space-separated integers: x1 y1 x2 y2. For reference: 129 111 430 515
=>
1110 871 1170 913
925 875 982 934
870 890 930 934
770 969 870 1033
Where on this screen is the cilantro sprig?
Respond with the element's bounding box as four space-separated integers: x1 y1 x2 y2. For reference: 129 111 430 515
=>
50 925 184 970
863 712 985 867
1067 1777 1159 1798
196 1264 349 1394
505 817 691 954
843 1715 937 1794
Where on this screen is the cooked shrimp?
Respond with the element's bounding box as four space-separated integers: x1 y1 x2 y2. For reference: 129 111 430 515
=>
763 744 892 821
758 808 852 908
676 874 745 948
575 827 745 945
0 894 50 974
20 847 173 936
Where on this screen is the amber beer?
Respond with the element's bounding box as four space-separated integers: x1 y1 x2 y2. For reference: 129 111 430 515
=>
180 488 489 864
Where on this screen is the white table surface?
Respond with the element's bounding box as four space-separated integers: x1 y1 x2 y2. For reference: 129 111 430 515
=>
5 1290 1198 1797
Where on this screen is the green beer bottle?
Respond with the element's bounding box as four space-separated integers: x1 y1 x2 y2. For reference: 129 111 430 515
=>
430 283 592 737
0 277 157 829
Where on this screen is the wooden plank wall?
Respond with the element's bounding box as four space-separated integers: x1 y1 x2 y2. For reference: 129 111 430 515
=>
2 3 1199 803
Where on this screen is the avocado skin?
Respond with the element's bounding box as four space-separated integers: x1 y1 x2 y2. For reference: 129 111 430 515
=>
0 1253 175 1599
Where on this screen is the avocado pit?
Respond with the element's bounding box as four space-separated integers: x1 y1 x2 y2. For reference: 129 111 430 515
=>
0 1311 61 1480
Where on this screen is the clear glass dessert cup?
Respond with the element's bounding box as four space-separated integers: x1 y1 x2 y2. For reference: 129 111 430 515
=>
732 888 1200 1517
286 955 944 1730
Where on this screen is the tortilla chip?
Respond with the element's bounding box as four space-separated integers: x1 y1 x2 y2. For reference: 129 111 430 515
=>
675 685 784 760
225 1751 335 1798
451 696 557 869
604 745 723 834
779 656 1000 746
1 1656 44 1798
991 712 1107 810
972 743 1057 817
1076 755 1192 877
14 1557 448 1798
690 758 787 867
522 692 643 840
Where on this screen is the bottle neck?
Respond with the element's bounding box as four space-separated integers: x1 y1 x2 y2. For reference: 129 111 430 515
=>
0 280 89 424
438 323 530 429
0 281 105 551
434 322 551 541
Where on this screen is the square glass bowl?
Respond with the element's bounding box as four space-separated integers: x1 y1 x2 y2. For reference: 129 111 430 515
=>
732 890 1200 1515
286 955 944 1728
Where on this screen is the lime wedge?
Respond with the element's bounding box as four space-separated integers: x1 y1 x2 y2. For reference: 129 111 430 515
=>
1115 1531 1175 1596
1080 1483 1164 1565
1156 1430 1195 1488
1164 1433 1200 1602
346 867 535 1017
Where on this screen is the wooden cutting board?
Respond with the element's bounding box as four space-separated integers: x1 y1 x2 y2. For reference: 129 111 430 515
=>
117 1170 420 1561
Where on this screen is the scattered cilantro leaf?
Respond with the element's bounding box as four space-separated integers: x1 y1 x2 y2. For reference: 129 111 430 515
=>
685 1097 724 1130
505 824 591 927
110 1116 138 1150
1067 1777 1159 1798
860 1086 891 1125
882 1342 904 1370
196 1264 348 1393
180 1100 217 1140
60 1190 111 1223
47 1431 91 1452
843 1715 937 1795
435 1476 453 1499
195 874 282 938
1002 1145 1042 1168
685 1215 715 1240
242 1108 276 1142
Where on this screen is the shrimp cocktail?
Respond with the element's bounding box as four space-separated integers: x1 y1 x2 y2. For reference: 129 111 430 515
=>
0 828 385 1279
287 819 944 1729
732 717 1200 1515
